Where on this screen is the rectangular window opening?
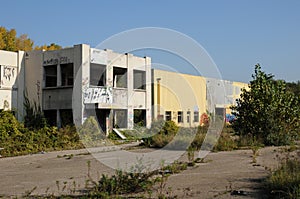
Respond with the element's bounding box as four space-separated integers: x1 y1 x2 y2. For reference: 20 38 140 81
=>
44 110 57 126
177 111 183 123
193 111 199 122
187 111 191 123
61 63 74 86
113 67 127 88
113 109 127 128
44 65 57 87
133 70 146 90
165 111 172 121
60 109 73 127
134 109 146 127
90 63 106 86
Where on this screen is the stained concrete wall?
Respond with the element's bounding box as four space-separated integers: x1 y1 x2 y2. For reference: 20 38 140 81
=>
0 50 25 120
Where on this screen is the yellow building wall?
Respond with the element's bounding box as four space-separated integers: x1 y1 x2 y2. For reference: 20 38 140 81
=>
152 69 206 127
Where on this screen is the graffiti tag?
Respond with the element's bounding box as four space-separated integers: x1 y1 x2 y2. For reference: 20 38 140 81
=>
83 87 112 104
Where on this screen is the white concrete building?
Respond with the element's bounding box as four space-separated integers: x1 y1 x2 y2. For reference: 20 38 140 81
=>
0 50 25 120
24 44 152 132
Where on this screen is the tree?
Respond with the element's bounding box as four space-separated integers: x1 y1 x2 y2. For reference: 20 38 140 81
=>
231 64 300 146
34 43 62 51
286 81 300 97
0 27 34 51
0 26 61 52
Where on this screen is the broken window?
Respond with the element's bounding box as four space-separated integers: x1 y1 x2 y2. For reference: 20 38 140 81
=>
134 109 146 127
61 63 74 86
177 111 183 123
113 109 127 128
113 67 127 88
133 70 146 90
165 111 172 121
90 63 106 86
44 65 57 87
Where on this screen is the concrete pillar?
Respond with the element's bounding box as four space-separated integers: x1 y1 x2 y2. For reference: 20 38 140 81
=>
73 44 90 126
127 53 134 129
145 57 152 128
17 51 25 121
57 64 61 86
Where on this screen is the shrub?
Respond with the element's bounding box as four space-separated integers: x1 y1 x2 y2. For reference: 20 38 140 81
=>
266 158 300 198
93 170 154 196
0 111 82 157
142 120 179 148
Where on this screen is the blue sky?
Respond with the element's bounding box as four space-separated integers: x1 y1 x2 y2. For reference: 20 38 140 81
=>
1 0 299 82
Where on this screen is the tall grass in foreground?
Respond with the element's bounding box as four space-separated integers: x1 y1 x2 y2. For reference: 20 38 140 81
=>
266 158 300 198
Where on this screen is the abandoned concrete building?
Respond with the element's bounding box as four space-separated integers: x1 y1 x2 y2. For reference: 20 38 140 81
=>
16 44 151 132
0 44 247 132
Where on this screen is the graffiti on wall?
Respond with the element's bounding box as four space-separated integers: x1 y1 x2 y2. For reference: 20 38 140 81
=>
36 80 41 101
83 87 112 104
3 66 15 81
43 56 71 65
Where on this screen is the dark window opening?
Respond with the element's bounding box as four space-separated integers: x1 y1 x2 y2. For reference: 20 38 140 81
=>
90 63 106 86
61 63 73 86
193 111 199 122
177 111 183 123
187 111 191 123
134 109 146 127
60 109 73 127
113 67 127 88
95 109 110 132
113 109 127 128
133 70 146 90
215 107 225 119
44 110 57 126
44 65 57 87
165 111 172 121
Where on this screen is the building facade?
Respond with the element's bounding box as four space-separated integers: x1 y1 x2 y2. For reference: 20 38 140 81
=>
0 50 25 120
0 44 248 131
152 69 248 127
24 44 152 132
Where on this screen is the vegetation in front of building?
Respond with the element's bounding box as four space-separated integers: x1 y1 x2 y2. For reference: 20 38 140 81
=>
231 64 300 146
0 110 82 157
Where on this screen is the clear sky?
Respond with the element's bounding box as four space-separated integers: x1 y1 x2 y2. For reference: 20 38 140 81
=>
1 0 299 82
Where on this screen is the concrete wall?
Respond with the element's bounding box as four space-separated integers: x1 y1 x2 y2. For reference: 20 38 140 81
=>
0 50 25 120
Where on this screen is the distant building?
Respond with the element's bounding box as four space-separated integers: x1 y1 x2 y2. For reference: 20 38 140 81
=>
152 69 248 127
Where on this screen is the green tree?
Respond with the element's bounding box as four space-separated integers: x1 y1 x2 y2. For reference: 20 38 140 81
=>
286 81 300 97
231 64 300 146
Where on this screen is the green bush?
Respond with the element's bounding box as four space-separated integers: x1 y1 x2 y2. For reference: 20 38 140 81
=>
0 111 82 157
266 158 300 198
93 170 154 196
142 120 179 148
